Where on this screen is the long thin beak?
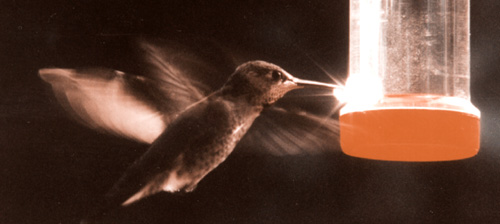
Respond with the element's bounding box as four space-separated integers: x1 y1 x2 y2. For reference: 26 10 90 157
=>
291 78 342 90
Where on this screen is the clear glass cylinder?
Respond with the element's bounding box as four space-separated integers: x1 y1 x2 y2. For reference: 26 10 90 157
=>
339 0 480 161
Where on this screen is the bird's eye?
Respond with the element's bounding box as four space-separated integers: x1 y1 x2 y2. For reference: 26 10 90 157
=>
271 71 283 82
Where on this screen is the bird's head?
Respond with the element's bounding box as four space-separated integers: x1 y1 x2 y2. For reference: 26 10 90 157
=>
221 60 337 106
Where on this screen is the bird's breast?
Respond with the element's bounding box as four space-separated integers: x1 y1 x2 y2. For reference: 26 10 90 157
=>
167 99 259 186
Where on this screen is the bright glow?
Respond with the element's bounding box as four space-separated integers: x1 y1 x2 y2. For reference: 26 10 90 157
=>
334 73 383 107
334 0 384 111
359 0 382 81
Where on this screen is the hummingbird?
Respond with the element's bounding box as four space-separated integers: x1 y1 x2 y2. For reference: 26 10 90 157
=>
39 42 341 219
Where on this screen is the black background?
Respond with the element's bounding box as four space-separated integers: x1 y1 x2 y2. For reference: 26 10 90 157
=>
3 0 500 223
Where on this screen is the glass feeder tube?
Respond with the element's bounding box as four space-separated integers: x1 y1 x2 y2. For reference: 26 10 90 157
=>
339 0 480 161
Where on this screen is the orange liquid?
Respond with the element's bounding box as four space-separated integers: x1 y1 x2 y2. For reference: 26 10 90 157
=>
340 109 480 161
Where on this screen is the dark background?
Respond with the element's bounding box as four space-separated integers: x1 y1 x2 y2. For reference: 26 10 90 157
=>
2 0 500 223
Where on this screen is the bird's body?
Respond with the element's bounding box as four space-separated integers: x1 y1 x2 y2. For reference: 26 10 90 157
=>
39 43 341 220
108 90 262 206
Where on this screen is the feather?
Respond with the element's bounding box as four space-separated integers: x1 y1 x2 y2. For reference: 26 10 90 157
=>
39 68 167 143
240 107 340 155
39 42 214 144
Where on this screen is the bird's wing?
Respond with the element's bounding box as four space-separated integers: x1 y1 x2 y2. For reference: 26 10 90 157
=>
40 43 213 144
138 41 212 112
238 107 340 155
40 68 169 144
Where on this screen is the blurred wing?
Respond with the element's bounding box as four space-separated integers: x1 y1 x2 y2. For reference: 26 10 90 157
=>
39 42 221 144
139 41 212 113
40 68 170 144
239 107 340 156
